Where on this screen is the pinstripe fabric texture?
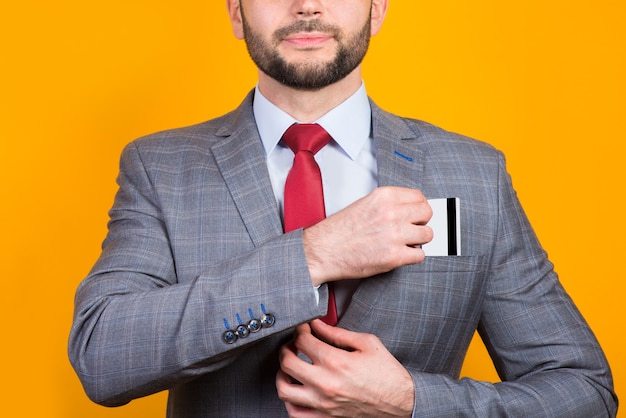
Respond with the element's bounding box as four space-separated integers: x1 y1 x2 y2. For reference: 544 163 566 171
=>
69 91 617 417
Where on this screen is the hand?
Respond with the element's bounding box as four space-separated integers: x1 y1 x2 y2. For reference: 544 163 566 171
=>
276 320 415 417
303 186 433 286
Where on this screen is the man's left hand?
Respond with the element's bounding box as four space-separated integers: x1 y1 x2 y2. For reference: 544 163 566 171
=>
276 319 415 417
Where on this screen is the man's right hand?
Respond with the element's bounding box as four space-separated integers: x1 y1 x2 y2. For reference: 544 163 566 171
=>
303 186 433 286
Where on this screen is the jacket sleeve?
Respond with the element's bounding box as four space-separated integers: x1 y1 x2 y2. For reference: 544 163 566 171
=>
408 153 617 417
68 141 327 406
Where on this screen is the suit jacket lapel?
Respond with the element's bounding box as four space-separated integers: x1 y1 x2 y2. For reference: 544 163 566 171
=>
211 92 284 247
371 101 424 191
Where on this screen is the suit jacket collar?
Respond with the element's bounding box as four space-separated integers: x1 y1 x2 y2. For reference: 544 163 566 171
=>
210 91 425 248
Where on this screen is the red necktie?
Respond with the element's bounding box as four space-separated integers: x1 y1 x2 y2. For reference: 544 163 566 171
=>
282 123 338 326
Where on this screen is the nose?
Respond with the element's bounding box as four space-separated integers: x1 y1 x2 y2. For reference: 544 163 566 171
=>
293 0 324 18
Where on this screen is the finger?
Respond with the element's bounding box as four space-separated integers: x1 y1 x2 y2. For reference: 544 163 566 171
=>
309 319 363 352
410 200 433 225
398 195 432 226
279 336 319 384
279 336 304 366
292 325 334 366
378 186 427 204
372 187 431 227
276 369 320 415
293 322 313 338
397 243 427 266
275 367 293 389
286 322 315 357
311 319 390 356
278 338 297 365
406 224 433 246
389 223 430 265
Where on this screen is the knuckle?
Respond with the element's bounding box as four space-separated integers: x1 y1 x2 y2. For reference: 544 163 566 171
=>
363 332 381 346
423 202 433 219
412 188 426 202
423 225 434 242
323 382 341 399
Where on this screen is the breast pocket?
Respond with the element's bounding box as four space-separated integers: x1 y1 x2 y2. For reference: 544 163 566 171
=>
403 255 489 320
342 255 489 365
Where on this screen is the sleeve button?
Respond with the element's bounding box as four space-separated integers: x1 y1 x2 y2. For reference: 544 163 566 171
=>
260 313 275 328
236 324 250 338
248 318 262 333
223 330 237 344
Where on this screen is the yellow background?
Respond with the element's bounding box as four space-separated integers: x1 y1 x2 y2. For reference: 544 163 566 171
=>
2 1 623 416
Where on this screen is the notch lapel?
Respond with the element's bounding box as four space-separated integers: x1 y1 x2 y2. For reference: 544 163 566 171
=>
211 93 284 247
371 102 424 191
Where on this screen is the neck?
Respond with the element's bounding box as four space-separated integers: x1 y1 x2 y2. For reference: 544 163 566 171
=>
257 67 363 123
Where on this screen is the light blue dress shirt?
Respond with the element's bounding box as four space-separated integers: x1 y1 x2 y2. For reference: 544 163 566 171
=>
253 84 378 315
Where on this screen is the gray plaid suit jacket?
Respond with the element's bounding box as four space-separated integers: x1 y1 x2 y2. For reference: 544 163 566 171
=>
69 91 617 417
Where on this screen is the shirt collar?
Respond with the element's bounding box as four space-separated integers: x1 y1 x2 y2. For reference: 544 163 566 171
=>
253 83 372 161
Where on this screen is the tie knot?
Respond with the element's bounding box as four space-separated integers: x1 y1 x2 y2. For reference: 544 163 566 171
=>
282 123 331 155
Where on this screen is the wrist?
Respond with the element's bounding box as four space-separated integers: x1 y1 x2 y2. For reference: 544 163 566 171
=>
302 227 329 287
390 370 416 417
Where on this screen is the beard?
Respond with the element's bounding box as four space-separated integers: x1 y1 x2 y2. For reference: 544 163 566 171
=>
241 12 371 91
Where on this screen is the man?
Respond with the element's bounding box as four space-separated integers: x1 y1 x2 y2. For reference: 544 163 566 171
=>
69 0 618 416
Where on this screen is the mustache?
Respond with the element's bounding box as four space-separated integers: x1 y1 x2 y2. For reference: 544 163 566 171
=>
274 20 341 40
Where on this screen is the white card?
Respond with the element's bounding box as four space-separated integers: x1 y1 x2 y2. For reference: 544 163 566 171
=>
423 198 461 256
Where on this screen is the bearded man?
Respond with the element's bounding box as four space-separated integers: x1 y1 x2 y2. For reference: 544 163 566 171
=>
69 1 617 416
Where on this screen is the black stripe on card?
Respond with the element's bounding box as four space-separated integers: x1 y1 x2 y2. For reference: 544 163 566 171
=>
446 198 458 256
